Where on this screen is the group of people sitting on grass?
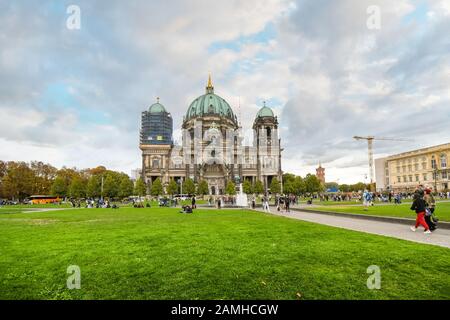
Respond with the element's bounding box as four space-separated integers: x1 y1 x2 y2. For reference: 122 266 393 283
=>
68 199 119 209
132 201 150 208
179 205 193 214
410 186 439 234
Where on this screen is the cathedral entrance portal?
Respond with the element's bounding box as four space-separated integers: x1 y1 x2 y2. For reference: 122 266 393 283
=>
206 177 225 195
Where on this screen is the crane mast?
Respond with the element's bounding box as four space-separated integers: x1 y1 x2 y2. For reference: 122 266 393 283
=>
353 136 411 188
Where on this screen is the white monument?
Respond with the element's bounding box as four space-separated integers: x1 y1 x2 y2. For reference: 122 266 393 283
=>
236 183 248 207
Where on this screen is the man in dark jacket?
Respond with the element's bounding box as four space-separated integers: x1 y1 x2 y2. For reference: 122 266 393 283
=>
410 190 431 234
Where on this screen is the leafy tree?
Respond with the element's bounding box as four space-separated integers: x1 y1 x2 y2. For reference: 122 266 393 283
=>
150 178 164 196
134 178 147 197
166 179 179 196
254 180 264 195
0 161 6 198
293 176 305 195
270 177 281 194
69 177 86 199
225 180 236 195
51 176 68 198
196 180 209 196
88 166 107 176
86 176 101 198
103 174 119 198
0 161 6 179
56 167 80 192
118 176 134 198
1 162 35 200
184 178 195 195
351 182 368 192
242 179 253 194
282 173 296 185
304 174 322 193
325 182 339 191
283 180 295 194
30 161 57 195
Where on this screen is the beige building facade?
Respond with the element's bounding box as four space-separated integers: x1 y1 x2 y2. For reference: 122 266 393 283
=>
375 143 450 192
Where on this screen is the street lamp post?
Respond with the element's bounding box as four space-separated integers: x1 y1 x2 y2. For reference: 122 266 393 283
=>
178 178 183 195
101 175 104 201
433 168 439 192
280 174 283 194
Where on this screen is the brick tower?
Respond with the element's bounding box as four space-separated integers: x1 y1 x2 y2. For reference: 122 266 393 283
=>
316 162 325 185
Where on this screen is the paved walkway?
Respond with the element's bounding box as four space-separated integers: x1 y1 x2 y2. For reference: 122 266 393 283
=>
256 208 450 249
291 199 450 208
21 208 74 213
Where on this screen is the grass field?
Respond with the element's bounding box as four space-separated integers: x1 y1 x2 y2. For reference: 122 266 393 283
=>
0 207 449 300
309 202 450 222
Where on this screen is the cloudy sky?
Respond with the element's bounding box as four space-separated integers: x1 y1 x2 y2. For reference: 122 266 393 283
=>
0 0 449 183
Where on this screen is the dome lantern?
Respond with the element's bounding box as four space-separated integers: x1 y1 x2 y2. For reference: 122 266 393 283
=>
206 73 214 94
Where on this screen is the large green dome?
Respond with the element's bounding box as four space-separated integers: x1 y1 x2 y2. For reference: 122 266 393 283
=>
186 93 235 119
185 75 237 123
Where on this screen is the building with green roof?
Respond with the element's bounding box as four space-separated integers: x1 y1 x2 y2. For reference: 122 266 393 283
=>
139 75 282 195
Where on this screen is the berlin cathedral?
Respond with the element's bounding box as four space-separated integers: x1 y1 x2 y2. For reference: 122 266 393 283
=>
139 75 283 195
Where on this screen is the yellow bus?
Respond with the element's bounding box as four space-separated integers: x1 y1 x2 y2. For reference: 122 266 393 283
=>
29 195 61 205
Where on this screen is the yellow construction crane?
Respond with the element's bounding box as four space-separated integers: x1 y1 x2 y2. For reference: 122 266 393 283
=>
353 136 412 185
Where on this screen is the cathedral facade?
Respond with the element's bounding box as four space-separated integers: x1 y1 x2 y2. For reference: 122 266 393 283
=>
139 76 282 195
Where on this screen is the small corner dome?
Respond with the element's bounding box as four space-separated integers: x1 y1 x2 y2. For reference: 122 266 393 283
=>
149 101 166 113
256 106 274 118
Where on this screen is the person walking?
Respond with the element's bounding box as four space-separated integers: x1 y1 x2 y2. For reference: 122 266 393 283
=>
424 188 437 231
285 195 290 213
262 195 270 212
410 189 431 234
363 190 371 211
191 195 196 209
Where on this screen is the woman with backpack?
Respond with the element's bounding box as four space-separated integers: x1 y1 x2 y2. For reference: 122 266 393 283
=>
410 189 431 234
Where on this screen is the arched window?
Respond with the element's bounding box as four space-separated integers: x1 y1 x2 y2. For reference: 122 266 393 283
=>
152 159 160 169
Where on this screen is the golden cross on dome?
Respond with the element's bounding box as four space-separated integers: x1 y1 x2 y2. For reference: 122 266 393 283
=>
157 97 160 103
207 73 213 88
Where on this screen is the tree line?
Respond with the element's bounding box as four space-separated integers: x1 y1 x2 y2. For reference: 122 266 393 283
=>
0 160 369 200
0 161 141 200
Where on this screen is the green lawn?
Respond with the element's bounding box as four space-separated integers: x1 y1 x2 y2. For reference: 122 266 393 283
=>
0 207 449 300
309 202 450 222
